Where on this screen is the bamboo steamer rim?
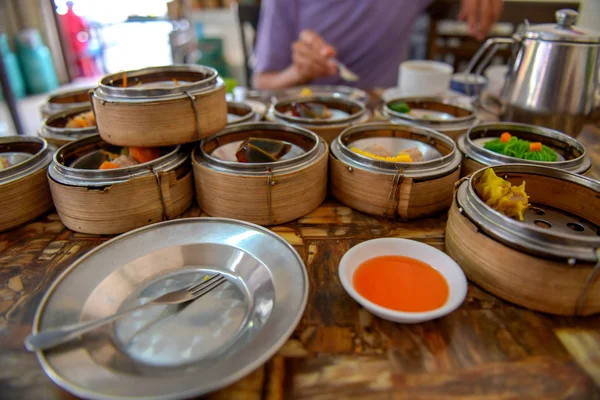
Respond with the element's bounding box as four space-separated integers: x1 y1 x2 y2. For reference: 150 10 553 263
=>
94 64 219 103
383 96 477 131
457 122 591 174
330 122 461 179
272 95 367 126
0 136 53 185
195 122 325 176
40 86 93 117
227 101 257 125
456 163 600 262
48 135 188 187
39 105 98 143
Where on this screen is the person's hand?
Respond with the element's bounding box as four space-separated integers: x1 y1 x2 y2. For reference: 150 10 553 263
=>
291 30 338 84
458 0 504 41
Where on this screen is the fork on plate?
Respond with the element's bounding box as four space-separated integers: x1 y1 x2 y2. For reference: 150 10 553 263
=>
25 273 227 352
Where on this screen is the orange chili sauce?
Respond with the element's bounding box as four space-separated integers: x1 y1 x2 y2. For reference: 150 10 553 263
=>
352 255 449 312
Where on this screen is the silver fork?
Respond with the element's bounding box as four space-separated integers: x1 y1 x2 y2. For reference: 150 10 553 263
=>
25 273 227 352
336 60 359 82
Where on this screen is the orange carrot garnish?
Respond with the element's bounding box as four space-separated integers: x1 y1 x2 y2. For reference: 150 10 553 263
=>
129 147 161 164
529 142 542 152
500 132 512 143
99 161 120 170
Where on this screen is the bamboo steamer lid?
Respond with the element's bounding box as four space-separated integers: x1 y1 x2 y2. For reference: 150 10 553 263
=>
330 122 462 220
193 122 328 226
39 87 92 118
268 96 369 144
382 97 478 141
0 136 54 232
447 164 600 316
457 122 591 177
38 105 98 148
91 65 227 147
48 135 194 235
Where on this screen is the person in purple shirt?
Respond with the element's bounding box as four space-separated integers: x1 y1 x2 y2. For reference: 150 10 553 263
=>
253 0 503 89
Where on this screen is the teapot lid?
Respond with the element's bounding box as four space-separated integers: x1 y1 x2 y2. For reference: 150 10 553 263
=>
523 9 600 43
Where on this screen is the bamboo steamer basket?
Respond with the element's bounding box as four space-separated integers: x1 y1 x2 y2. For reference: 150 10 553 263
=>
38 105 97 147
227 101 258 125
48 135 194 235
446 164 600 316
457 122 591 177
0 137 54 232
91 65 227 147
40 87 92 118
330 122 462 220
193 122 328 226
268 96 370 144
383 97 478 141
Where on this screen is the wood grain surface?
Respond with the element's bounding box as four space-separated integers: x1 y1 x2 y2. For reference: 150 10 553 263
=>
1 103 599 399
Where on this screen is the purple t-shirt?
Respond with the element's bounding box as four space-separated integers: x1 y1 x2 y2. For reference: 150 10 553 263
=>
254 0 432 88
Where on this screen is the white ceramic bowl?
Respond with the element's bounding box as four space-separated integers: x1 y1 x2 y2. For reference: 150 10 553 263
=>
397 60 454 97
338 238 468 324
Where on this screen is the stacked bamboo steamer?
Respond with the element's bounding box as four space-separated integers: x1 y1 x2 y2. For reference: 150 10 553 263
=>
268 96 371 144
91 65 227 146
329 123 462 220
382 97 478 141
446 164 600 316
458 122 592 176
0 137 54 232
39 87 93 118
38 105 98 147
193 122 328 225
48 64 228 234
227 101 259 125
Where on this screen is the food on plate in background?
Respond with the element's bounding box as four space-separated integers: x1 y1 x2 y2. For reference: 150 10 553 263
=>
475 168 530 220
483 132 558 162
387 102 411 114
0 156 11 170
98 147 161 170
235 138 292 163
353 255 449 312
299 87 312 97
289 101 332 119
351 144 423 162
65 110 96 129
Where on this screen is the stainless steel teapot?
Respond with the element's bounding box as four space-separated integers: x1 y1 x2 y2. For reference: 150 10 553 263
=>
466 9 600 136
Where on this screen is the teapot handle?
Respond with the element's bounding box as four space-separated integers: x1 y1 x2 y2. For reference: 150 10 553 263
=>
464 38 514 103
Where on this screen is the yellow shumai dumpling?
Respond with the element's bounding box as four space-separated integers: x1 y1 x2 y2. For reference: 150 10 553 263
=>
475 169 530 220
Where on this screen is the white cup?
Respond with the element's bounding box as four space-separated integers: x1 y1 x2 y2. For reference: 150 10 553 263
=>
398 61 454 97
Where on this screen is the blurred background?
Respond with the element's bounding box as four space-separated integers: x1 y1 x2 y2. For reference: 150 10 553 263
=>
0 0 594 136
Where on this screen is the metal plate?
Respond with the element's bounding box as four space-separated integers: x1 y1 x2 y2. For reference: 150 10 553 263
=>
32 218 308 400
210 140 306 162
349 137 442 161
522 204 599 239
471 137 566 161
330 123 462 179
408 109 457 121
458 122 591 174
0 152 32 169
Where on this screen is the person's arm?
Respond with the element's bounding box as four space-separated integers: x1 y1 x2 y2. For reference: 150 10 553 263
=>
254 31 337 89
458 0 504 40
252 0 337 89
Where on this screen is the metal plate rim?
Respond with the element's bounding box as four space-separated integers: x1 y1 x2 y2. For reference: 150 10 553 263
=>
32 217 309 400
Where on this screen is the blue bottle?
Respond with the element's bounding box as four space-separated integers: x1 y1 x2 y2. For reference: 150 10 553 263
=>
0 33 26 99
15 29 58 95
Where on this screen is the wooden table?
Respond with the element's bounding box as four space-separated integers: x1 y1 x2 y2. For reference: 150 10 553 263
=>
1 119 600 400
